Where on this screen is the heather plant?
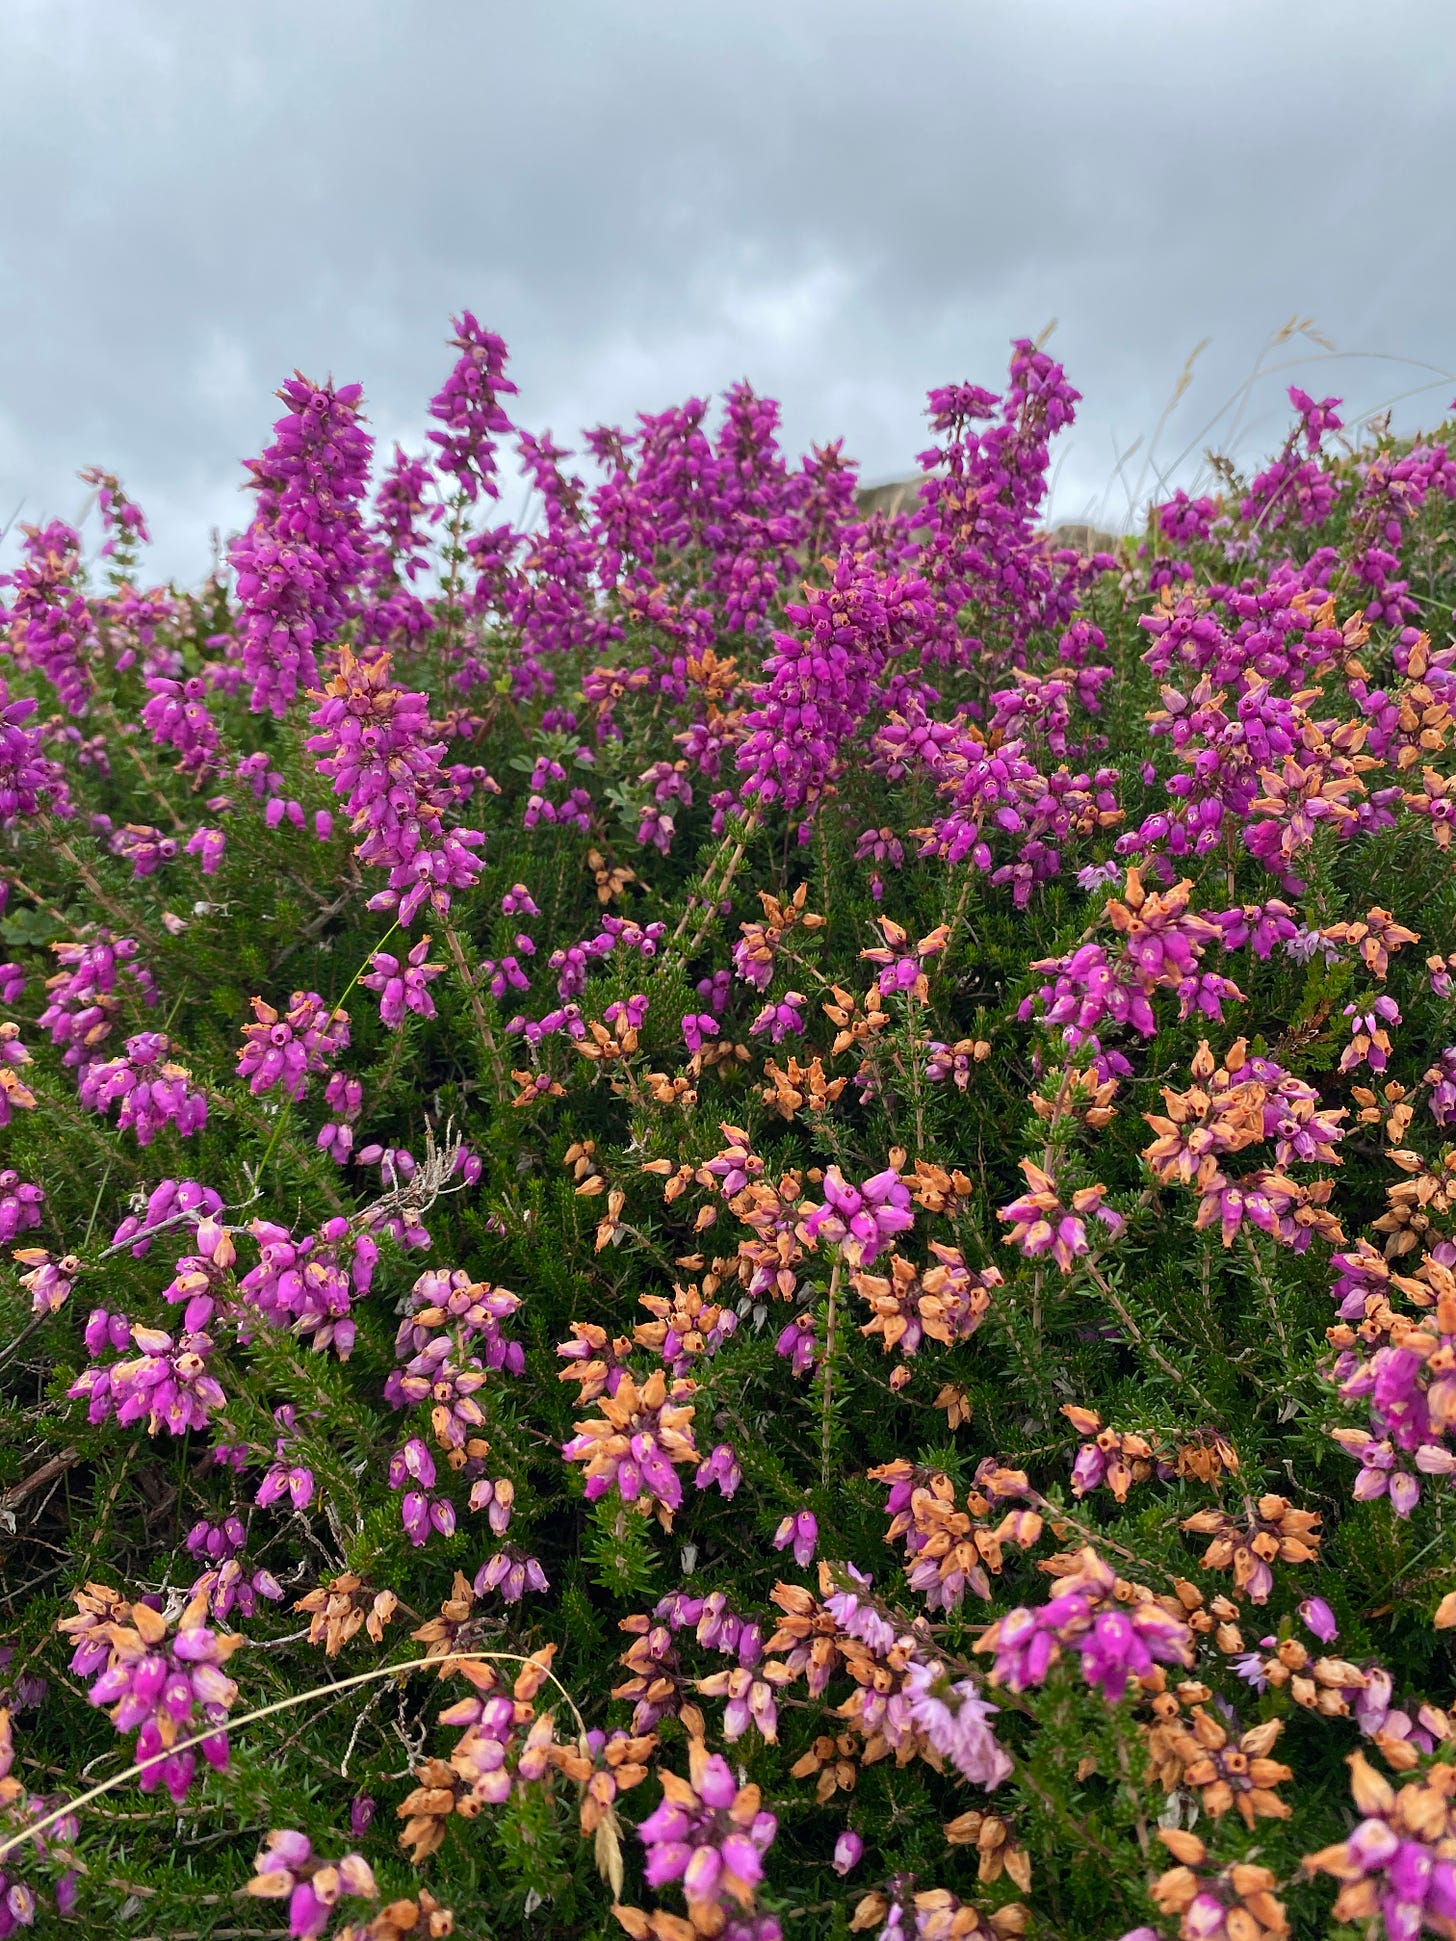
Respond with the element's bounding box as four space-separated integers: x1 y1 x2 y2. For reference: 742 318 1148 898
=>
2 321 1456 1941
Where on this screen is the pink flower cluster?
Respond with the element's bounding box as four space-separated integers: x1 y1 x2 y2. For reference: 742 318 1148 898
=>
307 647 484 924
236 990 349 1100
976 1548 1193 1702
231 375 372 717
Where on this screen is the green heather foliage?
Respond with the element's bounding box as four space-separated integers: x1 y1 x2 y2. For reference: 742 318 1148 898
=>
2 322 1456 1941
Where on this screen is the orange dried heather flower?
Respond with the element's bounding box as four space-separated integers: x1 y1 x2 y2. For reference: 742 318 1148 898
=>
854 1245 1000 1373
643 1070 697 1108
409 1571 484 1672
1370 1154 1456 1262
934 1383 973 1430
761 1054 846 1121
907 1162 975 1215
614 1613 706 1738
295 1573 399 1658
339 1887 454 1938
1322 907 1419 978
576 1013 640 1066
789 1731 860 1802
822 982 891 1057
1030 1064 1118 1130
634 1283 738 1373
1404 766 1456 847
1150 1829 1288 1940
1142 1039 1268 1187
395 1757 469 1863
1181 1494 1321 1603
850 1888 1027 1939
943 1809 1032 1891
869 1460 1043 1610
565 1139 603 1189
1172 1429 1240 1485
1143 1708 1293 1828
586 847 636 905
556 1322 633 1404
1062 1406 1159 1502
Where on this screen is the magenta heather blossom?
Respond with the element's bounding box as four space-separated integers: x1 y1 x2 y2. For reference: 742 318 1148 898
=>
427 312 518 502
800 1163 915 1267
737 554 935 833
236 990 349 1100
695 1442 743 1498
2 521 96 715
185 823 226 874
307 647 484 924
901 1659 1013 1787
230 374 372 717
141 674 222 778
750 991 806 1043
997 1159 1125 1273
15 1249 79 1316
359 935 442 1026
977 1548 1192 1702
474 1547 549 1602
38 933 156 1069
186 1517 284 1623
772 1510 819 1568
245 1830 376 1940
70 1316 226 1435
77 1031 207 1144
76 1591 241 1806
0 677 73 824
0 1171 43 1247
238 1216 377 1359
637 1739 779 1928
832 1831 863 1877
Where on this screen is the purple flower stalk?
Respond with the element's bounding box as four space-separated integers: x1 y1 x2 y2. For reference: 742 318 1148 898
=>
231 374 372 717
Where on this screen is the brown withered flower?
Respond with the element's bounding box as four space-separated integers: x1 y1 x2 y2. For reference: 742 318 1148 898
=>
1150 1828 1288 1941
943 1809 1033 1891
340 1887 454 1938
409 1571 483 1672
295 1573 399 1658
822 983 891 1057
1143 1707 1293 1828
1181 1494 1321 1603
1031 1064 1119 1131
906 1162 976 1215
761 1054 846 1121
587 848 637 906
853 1245 1000 1374
789 1732 859 1803
1323 906 1420 978
934 1383 973 1431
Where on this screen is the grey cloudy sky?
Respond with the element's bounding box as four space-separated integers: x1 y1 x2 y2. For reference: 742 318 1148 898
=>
2 0 1453 583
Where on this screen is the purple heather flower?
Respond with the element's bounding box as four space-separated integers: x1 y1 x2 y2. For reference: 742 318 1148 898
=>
0 1172 44 1247
307 648 484 925
427 312 517 502
1299 1596 1339 1644
832 1831 863 1877
81 1595 240 1805
694 1443 743 1498
801 1163 914 1267
245 1830 376 1939
772 1510 818 1568
231 375 372 717
474 1548 549 1603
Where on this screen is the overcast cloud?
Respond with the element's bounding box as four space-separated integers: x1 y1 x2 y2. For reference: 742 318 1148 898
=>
2 0 1454 582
